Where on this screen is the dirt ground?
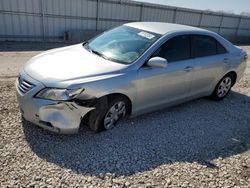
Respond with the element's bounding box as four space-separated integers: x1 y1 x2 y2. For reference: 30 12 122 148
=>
0 42 249 187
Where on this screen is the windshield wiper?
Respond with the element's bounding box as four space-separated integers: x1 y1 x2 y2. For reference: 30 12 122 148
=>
83 41 92 52
83 42 119 62
91 49 102 56
83 42 105 58
91 49 110 60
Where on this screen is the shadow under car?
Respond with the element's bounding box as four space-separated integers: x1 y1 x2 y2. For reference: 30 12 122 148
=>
22 91 250 176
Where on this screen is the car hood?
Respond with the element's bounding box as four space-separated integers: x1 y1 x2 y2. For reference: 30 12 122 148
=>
24 44 127 86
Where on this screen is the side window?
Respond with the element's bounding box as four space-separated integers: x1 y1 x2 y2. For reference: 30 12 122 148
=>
153 35 190 62
217 42 228 54
191 35 217 58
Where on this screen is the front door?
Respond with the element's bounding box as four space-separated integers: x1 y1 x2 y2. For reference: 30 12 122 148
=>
135 35 194 114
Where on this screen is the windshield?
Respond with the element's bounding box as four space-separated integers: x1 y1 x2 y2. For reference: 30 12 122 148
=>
84 25 161 64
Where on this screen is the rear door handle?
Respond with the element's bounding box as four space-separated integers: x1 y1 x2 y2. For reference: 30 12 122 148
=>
184 66 193 72
223 58 229 63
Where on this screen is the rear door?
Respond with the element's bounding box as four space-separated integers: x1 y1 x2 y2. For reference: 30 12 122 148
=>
188 35 229 97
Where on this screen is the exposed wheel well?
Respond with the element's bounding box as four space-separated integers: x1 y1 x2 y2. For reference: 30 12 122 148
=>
106 93 132 115
80 93 132 127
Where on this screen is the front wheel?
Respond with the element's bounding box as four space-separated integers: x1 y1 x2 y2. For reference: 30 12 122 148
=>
210 74 234 100
88 96 128 132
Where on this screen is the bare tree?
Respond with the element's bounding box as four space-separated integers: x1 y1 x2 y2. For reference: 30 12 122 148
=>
216 10 235 14
204 9 235 15
240 11 250 17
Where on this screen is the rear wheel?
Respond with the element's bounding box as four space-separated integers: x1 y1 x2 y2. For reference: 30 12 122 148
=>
210 74 234 100
88 96 128 132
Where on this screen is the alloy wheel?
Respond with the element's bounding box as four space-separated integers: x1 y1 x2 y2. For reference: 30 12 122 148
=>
217 77 232 98
104 101 126 130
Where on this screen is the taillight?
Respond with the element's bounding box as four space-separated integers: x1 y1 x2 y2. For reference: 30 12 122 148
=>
244 54 248 62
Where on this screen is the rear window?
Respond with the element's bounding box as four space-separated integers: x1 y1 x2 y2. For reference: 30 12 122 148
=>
191 35 217 57
217 42 228 54
191 35 228 58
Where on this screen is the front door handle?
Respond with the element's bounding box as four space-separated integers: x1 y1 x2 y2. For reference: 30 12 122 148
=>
184 66 193 72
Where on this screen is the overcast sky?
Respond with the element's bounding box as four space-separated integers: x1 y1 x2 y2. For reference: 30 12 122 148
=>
133 0 250 15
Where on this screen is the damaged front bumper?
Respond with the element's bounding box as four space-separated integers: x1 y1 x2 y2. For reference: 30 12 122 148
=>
16 72 93 134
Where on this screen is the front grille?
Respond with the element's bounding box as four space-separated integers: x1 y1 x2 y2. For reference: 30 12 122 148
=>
18 76 35 94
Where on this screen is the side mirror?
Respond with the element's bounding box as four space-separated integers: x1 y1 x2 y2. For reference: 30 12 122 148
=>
147 57 168 68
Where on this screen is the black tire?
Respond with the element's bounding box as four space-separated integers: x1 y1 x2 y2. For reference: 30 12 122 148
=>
210 73 234 101
88 96 129 132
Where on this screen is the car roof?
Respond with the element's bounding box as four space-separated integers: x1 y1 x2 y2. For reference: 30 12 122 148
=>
125 22 207 35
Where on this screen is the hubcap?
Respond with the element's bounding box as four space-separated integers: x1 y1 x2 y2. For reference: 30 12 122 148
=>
217 77 232 98
104 101 126 130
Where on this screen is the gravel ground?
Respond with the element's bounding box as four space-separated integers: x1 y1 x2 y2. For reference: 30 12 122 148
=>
0 43 250 187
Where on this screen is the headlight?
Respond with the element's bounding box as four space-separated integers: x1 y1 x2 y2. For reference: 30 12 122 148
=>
35 88 84 101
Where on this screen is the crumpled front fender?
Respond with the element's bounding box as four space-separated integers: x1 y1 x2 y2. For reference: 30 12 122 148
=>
38 102 94 134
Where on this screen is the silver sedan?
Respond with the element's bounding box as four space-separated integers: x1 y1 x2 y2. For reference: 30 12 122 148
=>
16 22 247 134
